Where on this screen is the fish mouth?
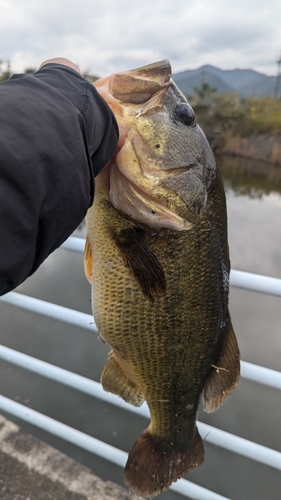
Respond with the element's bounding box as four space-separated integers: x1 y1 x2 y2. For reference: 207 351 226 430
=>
109 163 193 231
95 136 194 232
106 132 194 231
96 124 193 231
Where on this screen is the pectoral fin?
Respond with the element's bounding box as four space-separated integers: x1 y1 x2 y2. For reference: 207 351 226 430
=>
84 235 93 284
203 316 240 413
114 226 166 301
101 351 144 407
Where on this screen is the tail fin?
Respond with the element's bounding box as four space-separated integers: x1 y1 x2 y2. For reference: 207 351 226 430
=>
125 427 204 498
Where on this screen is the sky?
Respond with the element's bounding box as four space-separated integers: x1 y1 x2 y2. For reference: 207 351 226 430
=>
1 0 281 78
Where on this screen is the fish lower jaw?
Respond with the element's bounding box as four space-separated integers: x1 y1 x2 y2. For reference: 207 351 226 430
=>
109 184 193 231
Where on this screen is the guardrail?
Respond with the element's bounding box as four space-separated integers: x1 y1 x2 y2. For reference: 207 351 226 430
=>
0 236 280 500
61 237 281 298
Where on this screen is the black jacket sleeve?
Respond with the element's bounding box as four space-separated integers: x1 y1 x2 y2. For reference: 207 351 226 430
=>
0 64 119 295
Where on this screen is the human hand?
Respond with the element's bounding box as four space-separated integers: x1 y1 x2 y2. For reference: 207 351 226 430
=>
39 57 82 76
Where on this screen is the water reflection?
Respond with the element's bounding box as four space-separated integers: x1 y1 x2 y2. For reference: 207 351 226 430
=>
218 156 281 279
217 155 281 374
217 155 281 198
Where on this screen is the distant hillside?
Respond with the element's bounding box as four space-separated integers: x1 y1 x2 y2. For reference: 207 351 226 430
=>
173 65 279 98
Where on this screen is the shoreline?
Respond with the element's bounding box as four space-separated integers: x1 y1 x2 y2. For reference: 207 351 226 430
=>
213 134 281 165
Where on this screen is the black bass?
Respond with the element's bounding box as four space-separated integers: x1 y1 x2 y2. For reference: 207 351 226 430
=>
84 60 240 498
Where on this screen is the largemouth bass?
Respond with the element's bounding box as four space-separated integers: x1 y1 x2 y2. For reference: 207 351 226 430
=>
84 60 240 498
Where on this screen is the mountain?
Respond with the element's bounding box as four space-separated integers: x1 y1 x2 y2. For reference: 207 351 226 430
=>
173 64 279 98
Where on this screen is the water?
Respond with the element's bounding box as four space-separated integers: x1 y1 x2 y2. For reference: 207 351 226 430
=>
219 156 281 373
0 155 281 500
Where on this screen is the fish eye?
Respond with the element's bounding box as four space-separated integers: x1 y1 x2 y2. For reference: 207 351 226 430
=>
174 103 196 126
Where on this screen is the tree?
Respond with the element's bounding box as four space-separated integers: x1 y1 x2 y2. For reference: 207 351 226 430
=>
0 60 12 82
193 82 217 100
274 54 281 100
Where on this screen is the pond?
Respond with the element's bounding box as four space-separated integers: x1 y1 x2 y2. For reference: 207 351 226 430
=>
220 155 281 277
0 155 280 500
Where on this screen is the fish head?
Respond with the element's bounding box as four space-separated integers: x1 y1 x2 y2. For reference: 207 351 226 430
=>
94 60 218 231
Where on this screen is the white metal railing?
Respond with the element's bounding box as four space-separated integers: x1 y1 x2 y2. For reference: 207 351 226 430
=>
0 344 280 472
0 235 281 500
1 292 281 392
0 395 229 500
61 237 281 297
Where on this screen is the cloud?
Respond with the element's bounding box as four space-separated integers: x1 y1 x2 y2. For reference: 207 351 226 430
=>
0 0 280 77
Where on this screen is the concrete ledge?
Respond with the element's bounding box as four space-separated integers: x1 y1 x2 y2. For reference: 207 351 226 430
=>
0 415 140 499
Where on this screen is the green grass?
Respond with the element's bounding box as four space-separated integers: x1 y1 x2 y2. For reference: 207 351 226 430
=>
191 93 281 138
241 98 281 136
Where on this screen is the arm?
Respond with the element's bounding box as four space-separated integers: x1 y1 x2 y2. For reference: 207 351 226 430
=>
0 58 118 295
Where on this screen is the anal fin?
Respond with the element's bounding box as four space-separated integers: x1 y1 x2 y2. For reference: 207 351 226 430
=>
203 315 240 413
101 351 144 407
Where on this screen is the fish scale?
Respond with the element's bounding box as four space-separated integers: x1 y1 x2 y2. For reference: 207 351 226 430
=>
88 189 226 435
